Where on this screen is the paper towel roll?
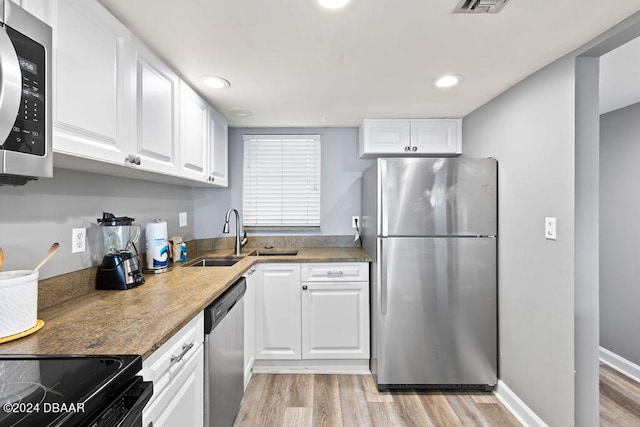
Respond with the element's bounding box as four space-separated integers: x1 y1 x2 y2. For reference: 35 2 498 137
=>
146 219 168 269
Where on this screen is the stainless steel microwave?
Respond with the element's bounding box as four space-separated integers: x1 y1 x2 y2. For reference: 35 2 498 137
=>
0 1 51 186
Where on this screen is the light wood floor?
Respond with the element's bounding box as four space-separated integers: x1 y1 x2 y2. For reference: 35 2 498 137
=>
234 366 640 426
600 363 640 426
234 373 521 426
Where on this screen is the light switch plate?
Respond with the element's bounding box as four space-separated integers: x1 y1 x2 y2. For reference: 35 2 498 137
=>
179 212 188 227
545 217 557 240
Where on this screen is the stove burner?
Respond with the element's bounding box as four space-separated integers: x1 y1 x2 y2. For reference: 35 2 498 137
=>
0 355 150 427
0 382 47 426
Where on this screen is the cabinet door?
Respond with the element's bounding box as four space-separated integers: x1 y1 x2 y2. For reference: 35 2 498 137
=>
11 0 54 25
411 119 462 154
179 81 209 181
142 344 204 427
208 107 228 186
301 282 370 360
243 267 256 387
132 37 179 175
52 0 132 164
255 264 301 360
359 119 411 157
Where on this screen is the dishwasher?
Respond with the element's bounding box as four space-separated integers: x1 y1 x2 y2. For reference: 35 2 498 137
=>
204 277 246 427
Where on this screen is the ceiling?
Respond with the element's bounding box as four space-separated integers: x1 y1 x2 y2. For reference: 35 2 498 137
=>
97 0 640 127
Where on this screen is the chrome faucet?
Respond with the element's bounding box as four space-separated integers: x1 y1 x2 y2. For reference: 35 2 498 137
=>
223 208 248 255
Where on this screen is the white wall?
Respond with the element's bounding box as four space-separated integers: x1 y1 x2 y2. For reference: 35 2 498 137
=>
0 168 195 279
193 127 373 239
600 102 640 365
462 56 577 426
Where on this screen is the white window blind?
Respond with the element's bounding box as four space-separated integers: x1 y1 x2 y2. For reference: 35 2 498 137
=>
243 135 321 228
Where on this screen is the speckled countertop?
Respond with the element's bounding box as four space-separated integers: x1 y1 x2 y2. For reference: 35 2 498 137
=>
0 247 370 359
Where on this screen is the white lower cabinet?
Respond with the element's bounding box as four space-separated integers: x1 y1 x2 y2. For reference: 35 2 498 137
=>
254 264 302 360
142 313 204 427
252 262 370 370
301 282 369 360
243 266 257 388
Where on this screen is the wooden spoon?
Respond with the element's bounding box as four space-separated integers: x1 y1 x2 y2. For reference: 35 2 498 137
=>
33 243 59 273
0 247 4 272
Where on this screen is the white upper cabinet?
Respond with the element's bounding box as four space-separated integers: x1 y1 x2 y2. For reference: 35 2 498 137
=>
52 0 132 164
208 107 228 186
411 119 461 154
10 0 54 25
32 0 229 186
179 81 209 182
359 119 462 157
359 120 411 155
131 37 179 175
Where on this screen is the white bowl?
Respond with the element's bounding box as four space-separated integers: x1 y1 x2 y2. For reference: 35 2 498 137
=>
0 270 38 338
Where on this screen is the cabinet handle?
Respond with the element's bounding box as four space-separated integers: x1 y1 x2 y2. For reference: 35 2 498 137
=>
411 146 417 152
125 155 142 165
327 271 343 278
302 285 308 290
170 342 194 364
404 146 411 152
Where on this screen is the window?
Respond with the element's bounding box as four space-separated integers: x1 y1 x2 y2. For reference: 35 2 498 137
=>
242 135 321 229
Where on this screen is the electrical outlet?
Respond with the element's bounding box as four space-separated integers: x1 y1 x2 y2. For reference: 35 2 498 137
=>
352 216 360 228
545 217 557 240
72 228 86 253
179 212 188 227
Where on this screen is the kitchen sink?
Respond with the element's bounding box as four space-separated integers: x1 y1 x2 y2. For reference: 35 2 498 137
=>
188 258 240 267
252 250 299 257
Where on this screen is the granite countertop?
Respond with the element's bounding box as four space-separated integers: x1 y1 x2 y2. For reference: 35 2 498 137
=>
0 247 370 359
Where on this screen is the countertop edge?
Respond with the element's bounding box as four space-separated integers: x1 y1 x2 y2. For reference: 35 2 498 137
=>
0 247 371 359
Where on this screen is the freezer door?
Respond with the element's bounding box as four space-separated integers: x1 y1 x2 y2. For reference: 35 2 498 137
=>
374 237 497 387
381 158 497 237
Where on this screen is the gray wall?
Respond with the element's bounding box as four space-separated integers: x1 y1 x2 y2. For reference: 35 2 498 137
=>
600 102 640 364
462 56 577 426
193 127 373 239
0 168 194 279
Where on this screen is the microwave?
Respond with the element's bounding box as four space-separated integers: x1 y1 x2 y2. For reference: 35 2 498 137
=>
0 0 51 186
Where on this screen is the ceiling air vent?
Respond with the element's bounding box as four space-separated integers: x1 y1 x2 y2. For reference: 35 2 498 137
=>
453 0 510 14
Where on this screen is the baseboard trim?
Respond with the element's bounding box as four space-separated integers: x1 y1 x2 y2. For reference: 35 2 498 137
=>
494 380 548 427
600 346 640 383
252 359 370 374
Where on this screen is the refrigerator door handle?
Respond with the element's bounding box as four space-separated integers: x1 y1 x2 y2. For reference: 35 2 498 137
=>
379 239 388 315
380 159 388 237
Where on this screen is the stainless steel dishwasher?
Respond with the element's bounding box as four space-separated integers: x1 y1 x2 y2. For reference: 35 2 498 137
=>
204 277 246 427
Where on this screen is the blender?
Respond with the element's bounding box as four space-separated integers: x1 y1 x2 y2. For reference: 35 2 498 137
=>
95 212 145 290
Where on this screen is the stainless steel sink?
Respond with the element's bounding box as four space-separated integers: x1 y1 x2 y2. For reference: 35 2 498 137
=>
188 258 240 267
252 250 299 256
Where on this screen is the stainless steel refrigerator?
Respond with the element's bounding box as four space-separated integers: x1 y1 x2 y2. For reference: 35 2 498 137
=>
361 158 497 391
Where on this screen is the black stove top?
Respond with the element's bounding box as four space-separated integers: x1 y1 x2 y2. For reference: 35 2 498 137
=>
0 355 144 427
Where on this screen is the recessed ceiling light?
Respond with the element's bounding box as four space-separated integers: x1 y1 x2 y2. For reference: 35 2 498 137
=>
202 76 230 89
229 108 252 118
435 74 462 88
318 0 350 9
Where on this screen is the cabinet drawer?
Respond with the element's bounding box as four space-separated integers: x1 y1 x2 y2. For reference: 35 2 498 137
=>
142 312 204 396
142 344 204 427
301 263 369 282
